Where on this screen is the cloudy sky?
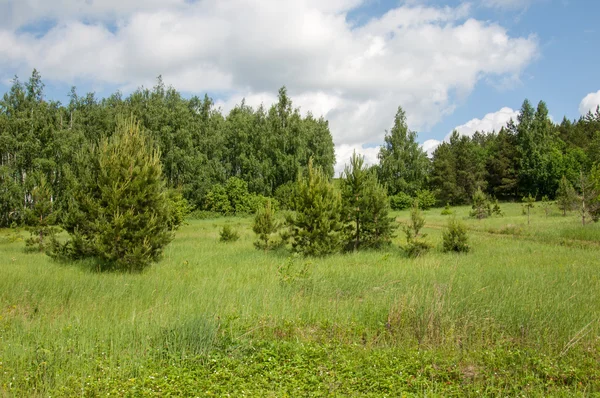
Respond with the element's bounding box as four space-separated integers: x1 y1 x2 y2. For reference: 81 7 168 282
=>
0 0 599 173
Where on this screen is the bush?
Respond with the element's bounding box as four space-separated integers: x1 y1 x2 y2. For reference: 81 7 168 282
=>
470 188 491 220
440 203 453 216
219 225 240 242
274 182 297 210
415 189 436 210
390 192 413 210
442 218 470 253
403 203 431 258
166 189 191 230
253 200 279 250
51 116 177 272
204 184 233 215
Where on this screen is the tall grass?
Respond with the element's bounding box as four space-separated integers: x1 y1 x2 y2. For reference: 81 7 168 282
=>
1 202 599 395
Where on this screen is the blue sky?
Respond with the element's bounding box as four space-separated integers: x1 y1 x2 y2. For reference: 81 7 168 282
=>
0 0 599 172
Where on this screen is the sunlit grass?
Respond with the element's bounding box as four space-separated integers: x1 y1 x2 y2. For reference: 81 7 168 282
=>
1 202 599 395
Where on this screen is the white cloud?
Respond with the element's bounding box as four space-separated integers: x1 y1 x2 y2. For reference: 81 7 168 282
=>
335 144 380 176
579 90 600 116
0 0 538 171
422 139 442 157
450 106 519 139
421 107 519 155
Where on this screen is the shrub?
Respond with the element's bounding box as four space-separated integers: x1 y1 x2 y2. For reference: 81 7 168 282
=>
415 189 436 210
440 203 453 216
204 184 233 215
253 200 279 250
390 192 413 210
274 182 298 210
219 225 240 242
403 203 431 258
491 199 504 217
442 218 470 253
166 189 191 231
470 187 491 220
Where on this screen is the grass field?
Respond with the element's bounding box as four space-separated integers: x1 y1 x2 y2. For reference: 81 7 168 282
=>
1 202 600 396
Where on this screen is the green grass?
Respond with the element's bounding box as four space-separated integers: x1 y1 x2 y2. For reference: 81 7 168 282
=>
1 203 600 396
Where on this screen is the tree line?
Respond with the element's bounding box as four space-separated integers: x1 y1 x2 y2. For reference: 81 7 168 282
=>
2 70 600 230
0 70 335 227
378 101 600 208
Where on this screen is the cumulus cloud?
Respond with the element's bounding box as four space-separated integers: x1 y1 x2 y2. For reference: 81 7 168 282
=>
450 107 519 139
335 144 381 176
579 90 600 116
422 107 519 155
0 0 538 171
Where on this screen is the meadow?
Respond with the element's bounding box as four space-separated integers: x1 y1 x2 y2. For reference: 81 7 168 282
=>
1 202 600 396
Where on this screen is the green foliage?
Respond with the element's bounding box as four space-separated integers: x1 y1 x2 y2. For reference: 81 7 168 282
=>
491 199 504 217
402 203 431 257
470 187 492 219
340 152 397 251
0 166 23 227
277 256 312 286
540 195 553 217
442 218 470 253
431 132 487 205
274 181 297 210
378 106 429 196
286 159 343 256
415 189 436 210
556 175 577 216
440 203 453 215
166 189 191 231
219 225 240 242
24 176 60 252
389 192 413 210
522 194 536 225
52 116 176 272
252 200 279 250
205 177 275 215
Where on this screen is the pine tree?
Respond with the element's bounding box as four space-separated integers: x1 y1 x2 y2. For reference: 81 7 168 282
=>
53 116 176 271
522 194 535 225
286 159 342 256
556 175 577 216
470 187 491 220
403 202 431 258
24 176 59 251
340 152 397 251
442 218 470 253
253 200 279 250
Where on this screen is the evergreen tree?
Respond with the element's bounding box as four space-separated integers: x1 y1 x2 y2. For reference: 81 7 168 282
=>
286 159 342 256
54 116 177 271
403 202 431 258
340 152 397 251
556 175 577 216
24 176 59 251
470 187 491 220
442 218 470 253
253 200 279 250
522 195 535 225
